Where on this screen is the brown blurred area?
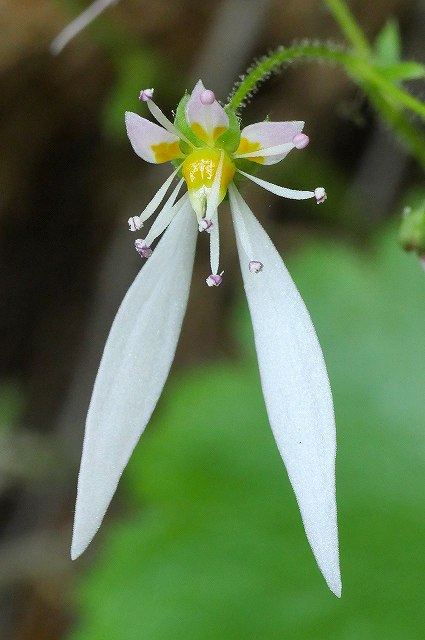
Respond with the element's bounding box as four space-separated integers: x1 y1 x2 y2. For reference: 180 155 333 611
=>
0 1 422 637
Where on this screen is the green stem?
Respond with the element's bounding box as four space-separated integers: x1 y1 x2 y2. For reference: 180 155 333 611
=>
324 0 371 56
362 85 425 171
227 44 349 111
227 42 425 169
227 44 425 121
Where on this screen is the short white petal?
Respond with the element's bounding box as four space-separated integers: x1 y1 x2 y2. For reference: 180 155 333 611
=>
230 191 341 597
71 201 197 559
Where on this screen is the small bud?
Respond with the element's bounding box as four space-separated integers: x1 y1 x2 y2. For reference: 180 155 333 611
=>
293 133 309 149
128 216 143 232
249 260 264 273
135 239 152 258
139 88 154 102
399 201 425 255
206 271 223 287
200 89 215 105
314 187 327 204
198 218 213 233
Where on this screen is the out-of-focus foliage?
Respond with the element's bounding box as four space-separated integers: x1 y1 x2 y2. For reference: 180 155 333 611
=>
102 47 166 140
373 19 425 82
399 193 425 256
374 18 401 66
0 383 22 435
68 226 425 640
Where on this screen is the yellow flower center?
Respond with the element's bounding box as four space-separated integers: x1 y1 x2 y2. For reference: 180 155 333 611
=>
182 148 235 218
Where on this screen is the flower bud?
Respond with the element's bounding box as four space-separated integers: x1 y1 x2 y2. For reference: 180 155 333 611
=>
399 202 425 255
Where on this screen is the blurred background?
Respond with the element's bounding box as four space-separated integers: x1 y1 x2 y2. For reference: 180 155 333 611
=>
1 0 425 638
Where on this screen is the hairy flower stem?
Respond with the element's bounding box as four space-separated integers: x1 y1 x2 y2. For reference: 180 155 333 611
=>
228 44 425 120
227 42 425 168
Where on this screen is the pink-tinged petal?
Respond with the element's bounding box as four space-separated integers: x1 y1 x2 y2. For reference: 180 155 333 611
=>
185 80 229 145
237 121 304 165
125 112 183 164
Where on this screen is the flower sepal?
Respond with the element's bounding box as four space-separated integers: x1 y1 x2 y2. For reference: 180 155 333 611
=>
215 106 241 154
174 93 206 149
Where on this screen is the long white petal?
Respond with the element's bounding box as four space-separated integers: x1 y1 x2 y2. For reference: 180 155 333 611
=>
71 201 197 559
230 189 341 597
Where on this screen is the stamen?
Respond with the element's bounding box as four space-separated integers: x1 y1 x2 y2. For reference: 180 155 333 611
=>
144 181 185 246
139 88 154 102
228 184 258 263
135 239 152 259
139 165 181 224
198 218 213 233
314 187 327 204
206 271 224 287
200 89 216 105
128 216 143 231
234 142 293 160
292 133 309 149
146 98 193 147
237 169 318 201
249 261 264 273
206 151 224 277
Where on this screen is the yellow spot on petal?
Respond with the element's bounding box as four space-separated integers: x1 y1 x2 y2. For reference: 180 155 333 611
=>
151 141 183 163
213 126 227 141
191 123 228 146
236 137 264 164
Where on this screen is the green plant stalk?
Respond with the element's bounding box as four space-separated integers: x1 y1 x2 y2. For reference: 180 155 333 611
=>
228 44 425 122
362 85 425 171
324 0 372 57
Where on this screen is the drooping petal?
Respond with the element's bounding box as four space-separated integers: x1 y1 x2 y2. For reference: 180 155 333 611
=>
185 80 229 145
125 112 183 163
71 200 197 559
236 121 304 165
229 186 341 597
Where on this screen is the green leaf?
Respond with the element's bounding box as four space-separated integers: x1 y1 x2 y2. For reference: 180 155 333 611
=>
0 383 23 434
379 61 425 82
374 18 401 65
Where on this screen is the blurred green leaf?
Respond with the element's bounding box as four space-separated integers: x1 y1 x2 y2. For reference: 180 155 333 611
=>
0 383 22 434
102 49 166 140
379 61 425 82
69 226 425 640
374 19 401 66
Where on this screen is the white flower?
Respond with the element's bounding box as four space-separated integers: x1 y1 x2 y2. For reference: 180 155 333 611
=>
72 81 341 597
